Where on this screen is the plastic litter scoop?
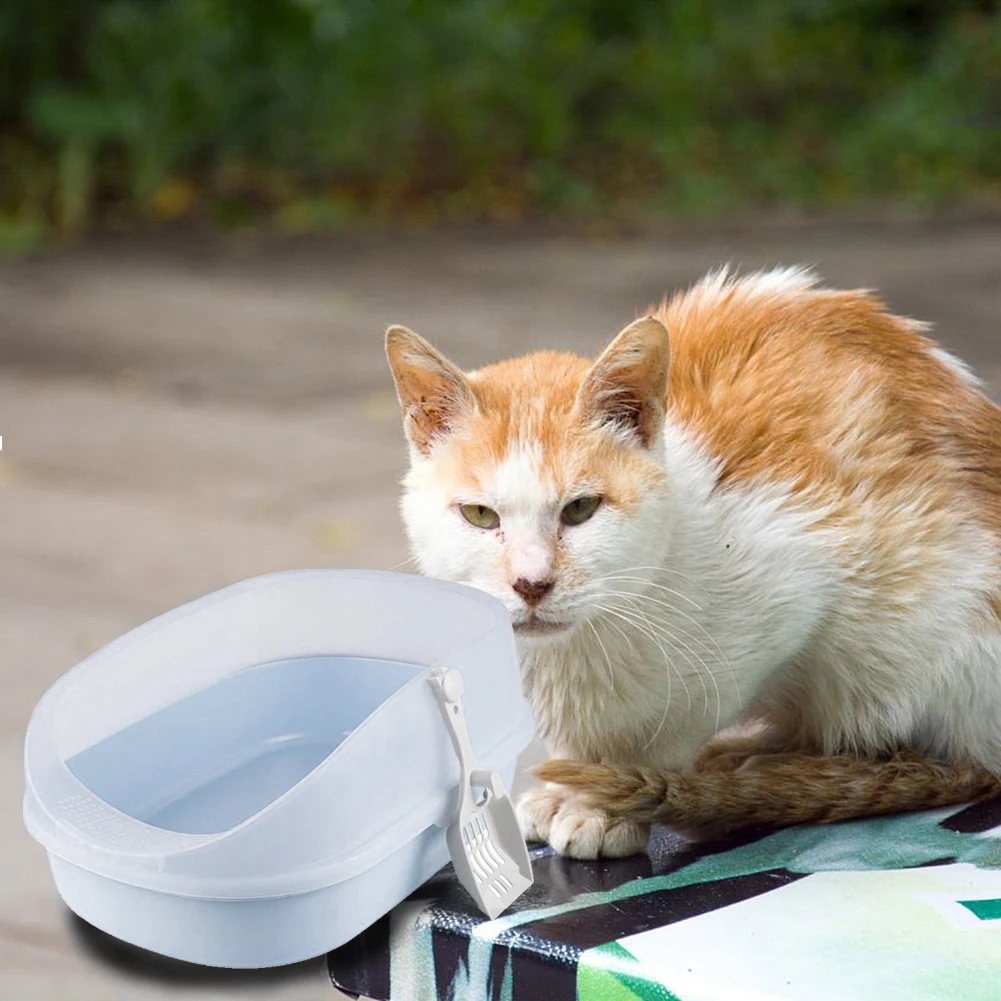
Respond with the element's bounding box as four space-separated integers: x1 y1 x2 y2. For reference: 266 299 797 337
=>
429 667 533 918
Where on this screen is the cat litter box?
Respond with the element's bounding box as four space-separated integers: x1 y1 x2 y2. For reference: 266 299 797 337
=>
23 570 535 968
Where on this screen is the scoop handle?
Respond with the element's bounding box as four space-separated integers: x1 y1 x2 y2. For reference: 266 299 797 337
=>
429 667 480 815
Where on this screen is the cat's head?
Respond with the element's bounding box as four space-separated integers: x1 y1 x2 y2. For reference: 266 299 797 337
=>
386 318 672 643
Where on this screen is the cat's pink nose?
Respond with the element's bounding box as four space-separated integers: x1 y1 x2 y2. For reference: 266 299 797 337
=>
512 578 554 606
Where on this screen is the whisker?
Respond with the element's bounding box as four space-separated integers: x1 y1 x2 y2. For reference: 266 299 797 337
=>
585 618 616 692
592 576 744 708
600 565 702 584
661 622 722 732
612 592 724 728
665 625 737 719
596 567 711 598
608 599 717 728
601 587 739 706
601 602 704 747
593 603 675 744
386 554 419 572
594 604 671 701
596 602 691 714
598 576 702 611
608 593 718 659
595 613 637 656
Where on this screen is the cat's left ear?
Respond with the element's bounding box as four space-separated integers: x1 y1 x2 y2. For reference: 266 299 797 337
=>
385 325 477 455
575 315 670 447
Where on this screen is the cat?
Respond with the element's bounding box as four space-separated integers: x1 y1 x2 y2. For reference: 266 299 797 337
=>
385 266 1001 859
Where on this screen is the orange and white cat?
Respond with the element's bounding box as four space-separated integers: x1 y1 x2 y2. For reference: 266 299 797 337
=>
386 267 1001 859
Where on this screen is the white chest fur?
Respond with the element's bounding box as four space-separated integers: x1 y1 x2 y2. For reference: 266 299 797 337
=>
523 421 836 768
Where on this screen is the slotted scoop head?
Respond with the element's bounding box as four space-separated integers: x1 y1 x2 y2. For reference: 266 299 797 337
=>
430 668 533 918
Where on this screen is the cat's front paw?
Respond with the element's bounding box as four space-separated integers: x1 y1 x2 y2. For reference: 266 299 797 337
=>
516 784 569 844
548 801 649 860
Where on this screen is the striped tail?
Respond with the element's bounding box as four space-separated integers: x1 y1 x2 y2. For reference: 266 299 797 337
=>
535 751 1001 835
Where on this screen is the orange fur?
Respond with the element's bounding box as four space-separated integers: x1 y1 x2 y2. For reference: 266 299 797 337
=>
657 281 1001 617
416 348 667 513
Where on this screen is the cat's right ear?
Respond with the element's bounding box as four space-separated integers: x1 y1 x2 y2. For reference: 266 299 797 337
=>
385 325 477 455
575 316 671 448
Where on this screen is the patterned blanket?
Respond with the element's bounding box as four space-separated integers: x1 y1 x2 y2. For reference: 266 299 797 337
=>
328 796 1001 1000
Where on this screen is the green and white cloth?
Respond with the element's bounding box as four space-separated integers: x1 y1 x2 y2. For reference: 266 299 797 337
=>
329 799 1001 1000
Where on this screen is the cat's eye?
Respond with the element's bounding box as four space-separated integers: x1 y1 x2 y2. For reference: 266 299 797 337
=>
460 503 500 530
560 495 602 526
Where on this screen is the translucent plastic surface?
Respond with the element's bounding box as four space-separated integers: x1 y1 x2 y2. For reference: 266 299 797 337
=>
24 570 534 902
67 656 422 835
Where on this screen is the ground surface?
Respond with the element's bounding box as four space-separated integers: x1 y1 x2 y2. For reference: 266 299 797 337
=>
1 220 999 999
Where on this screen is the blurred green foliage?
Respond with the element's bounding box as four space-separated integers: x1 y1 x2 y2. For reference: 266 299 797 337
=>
1 0 999 244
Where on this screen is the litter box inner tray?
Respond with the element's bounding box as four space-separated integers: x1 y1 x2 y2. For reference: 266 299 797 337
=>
66 655 422 836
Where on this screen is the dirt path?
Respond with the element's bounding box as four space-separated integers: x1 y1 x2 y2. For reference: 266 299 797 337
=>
1 221 999 998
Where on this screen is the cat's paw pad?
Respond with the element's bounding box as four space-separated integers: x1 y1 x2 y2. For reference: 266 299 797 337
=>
548 802 648 860
515 784 568 843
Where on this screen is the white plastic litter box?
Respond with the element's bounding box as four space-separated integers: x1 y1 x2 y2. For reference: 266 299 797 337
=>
23 570 534 968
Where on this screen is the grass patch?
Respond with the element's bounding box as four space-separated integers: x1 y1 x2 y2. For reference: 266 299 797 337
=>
1 0 1000 248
